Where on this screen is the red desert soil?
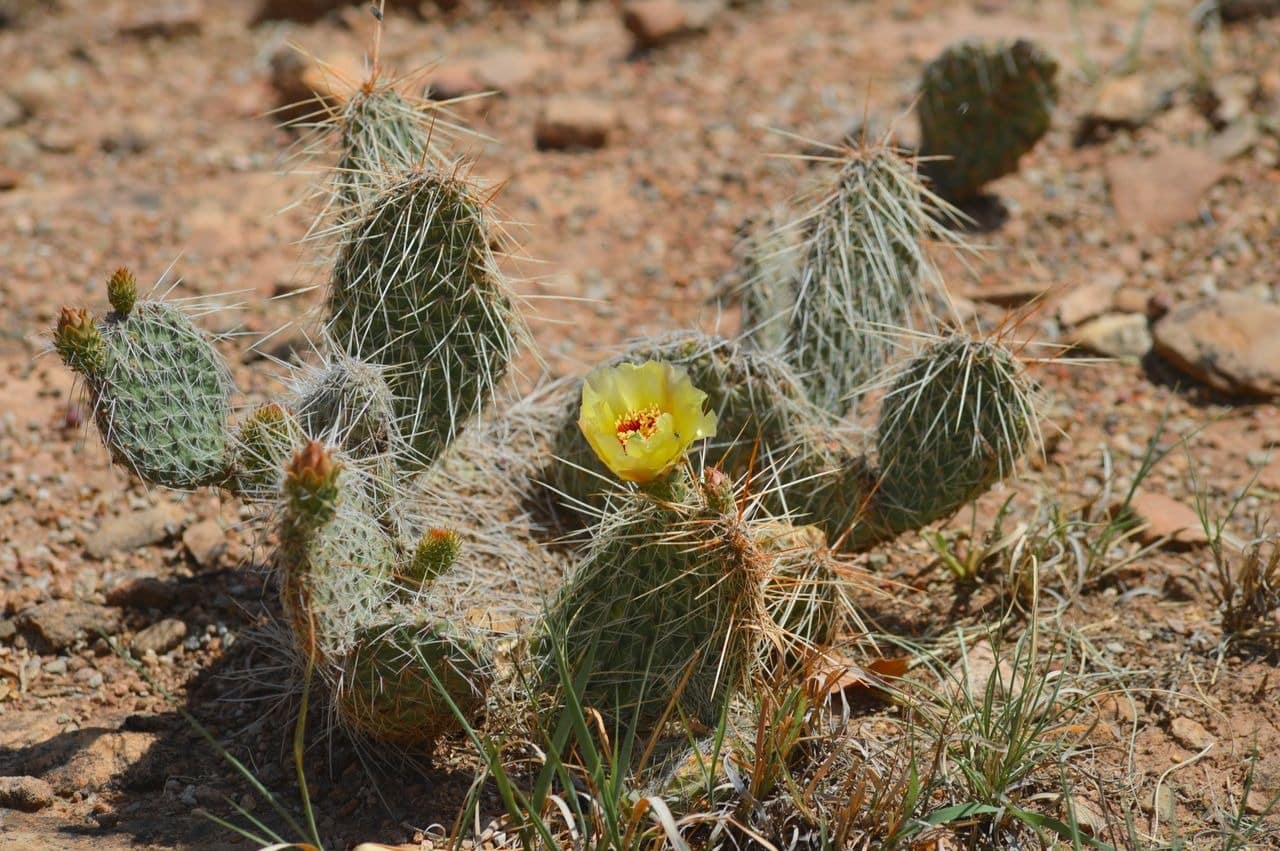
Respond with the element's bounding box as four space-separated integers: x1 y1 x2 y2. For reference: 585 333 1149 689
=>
1 0 1279 848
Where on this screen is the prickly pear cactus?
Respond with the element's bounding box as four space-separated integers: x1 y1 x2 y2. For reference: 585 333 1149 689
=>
547 332 1037 555
278 441 492 749
918 38 1059 201
326 165 524 471
331 85 451 220
735 210 802 353
52 271 234 490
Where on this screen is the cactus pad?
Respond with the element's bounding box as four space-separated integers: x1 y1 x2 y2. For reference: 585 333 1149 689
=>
918 39 1059 201
56 298 234 490
326 165 523 471
537 467 770 730
785 146 946 416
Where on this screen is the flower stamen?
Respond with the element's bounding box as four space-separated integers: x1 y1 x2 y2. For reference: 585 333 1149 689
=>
615 404 662 450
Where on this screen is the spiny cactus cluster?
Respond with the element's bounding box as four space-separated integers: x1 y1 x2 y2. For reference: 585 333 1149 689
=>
53 71 526 753
917 38 1059 202
552 142 1037 555
51 43 1043 772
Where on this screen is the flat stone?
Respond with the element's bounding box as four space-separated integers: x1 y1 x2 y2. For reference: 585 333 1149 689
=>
269 47 364 108
1169 716 1214 751
535 98 617 150
16 601 123 652
1153 292 1280 398
181 520 226 568
471 48 549 93
1079 74 1166 134
1057 281 1118 326
1211 73 1258 124
427 65 485 101
623 0 714 48
1210 118 1260 162
1128 491 1209 547
131 619 187 656
0 91 25 128
0 776 54 812
117 0 204 38
22 730 159 794
1070 313 1152 359
1106 144 1226 236
86 503 186 560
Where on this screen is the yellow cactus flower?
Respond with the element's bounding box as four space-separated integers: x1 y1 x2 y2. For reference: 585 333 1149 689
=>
578 360 718 484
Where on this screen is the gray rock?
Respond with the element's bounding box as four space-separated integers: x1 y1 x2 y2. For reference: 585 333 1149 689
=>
0 776 54 811
73 666 104 689
86 503 186 559
1153 292 1280 397
1079 74 1167 135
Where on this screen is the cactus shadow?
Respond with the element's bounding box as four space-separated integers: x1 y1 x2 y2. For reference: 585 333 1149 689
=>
951 194 1011 234
4 561 509 848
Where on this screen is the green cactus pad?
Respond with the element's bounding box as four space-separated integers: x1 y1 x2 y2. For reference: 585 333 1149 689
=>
277 443 401 657
918 39 1059 201
326 166 523 471
336 618 492 749
785 146 948 416
871 335 1037 540
291 354 406 462
735 212 802 353
59 300 234 490
537 467 770 731
333 87 442 220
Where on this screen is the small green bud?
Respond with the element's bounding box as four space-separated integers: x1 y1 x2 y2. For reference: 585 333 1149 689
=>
701 466 735 516
409 528 462 587
53 306 106 375
106 268 137 317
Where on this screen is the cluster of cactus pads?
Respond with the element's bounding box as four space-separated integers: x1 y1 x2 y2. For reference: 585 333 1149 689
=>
51 51 1041 768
